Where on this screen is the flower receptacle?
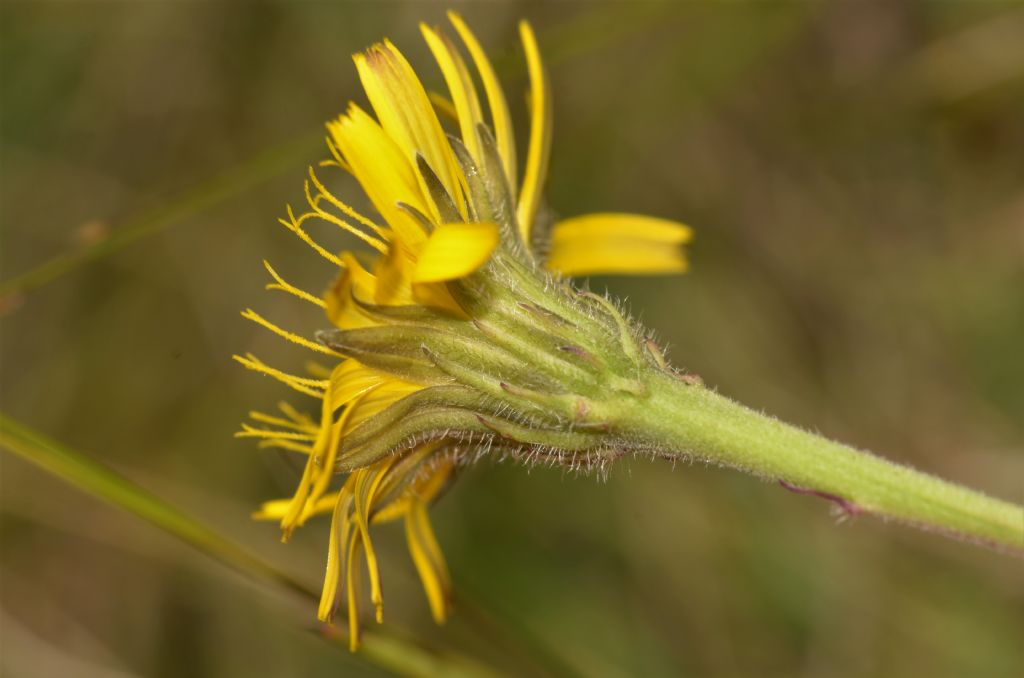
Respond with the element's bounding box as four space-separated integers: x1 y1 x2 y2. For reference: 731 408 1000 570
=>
316 251 694 474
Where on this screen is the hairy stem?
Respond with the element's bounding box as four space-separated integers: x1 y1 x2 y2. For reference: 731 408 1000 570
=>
620 372 1024 552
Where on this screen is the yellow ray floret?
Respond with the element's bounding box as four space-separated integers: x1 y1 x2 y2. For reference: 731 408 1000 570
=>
413 222 500 283
547 213 694 276
342 378 424 433
448 10 516 194
516 20 553 242
344 527 364 650
254 492 339 521
312 448 455 649
328 104 430 245
421 23 485 164
354 40 466 218
427 91 459 123
405 498 451 623
319 491 353 625
272 360 400 537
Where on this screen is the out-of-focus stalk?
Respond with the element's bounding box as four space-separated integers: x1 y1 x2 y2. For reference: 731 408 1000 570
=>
0 412 505 678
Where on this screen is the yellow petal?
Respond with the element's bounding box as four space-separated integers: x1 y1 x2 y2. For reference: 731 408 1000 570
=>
515 21 552 244
276 456 317 540
345 528 363 651
331 359 390 408
305 375 365 514
411 280 467 316
352 460 397 623
325 252 380 330
283 372 344 531
275 358 389 536
427 90 459 123
354 41 466 220
369 499 410 526
421 23 485 164
371 443 452 525
404 500 451 623
372 242 418 306
546 213 693 276
328 105 428 248
317 492 353 622
413 222 500 283
252 493 337 521
343 379 423 434
327 362 372 425
448 11 516 194
321 238 465 318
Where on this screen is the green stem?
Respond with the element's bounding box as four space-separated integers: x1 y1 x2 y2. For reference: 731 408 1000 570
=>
621 373 1024 552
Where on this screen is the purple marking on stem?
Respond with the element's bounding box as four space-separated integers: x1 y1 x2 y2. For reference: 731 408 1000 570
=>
673 372 703 386
559 345 591 359
779 480 863 516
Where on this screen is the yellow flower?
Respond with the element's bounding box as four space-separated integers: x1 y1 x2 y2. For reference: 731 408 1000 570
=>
235 12 692 650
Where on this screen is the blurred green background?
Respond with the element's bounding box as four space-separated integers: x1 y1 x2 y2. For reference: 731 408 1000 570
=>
2 2 1023 676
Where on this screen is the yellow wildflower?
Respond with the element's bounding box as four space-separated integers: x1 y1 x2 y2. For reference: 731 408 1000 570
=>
236 12 692 650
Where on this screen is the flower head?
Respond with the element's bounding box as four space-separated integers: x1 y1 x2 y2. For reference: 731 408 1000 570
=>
236 12 692 650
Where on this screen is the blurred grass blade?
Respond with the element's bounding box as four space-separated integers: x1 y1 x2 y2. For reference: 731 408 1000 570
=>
0 411 315 597
354 631 504 678
0 412 506 678
0 130 322 298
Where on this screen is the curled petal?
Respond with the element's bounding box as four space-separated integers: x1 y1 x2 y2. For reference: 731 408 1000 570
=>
405 499 451 623
516 21 552 243
421 23 485 164
448 11 517 196
413 222 500 283
317 492 352 623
